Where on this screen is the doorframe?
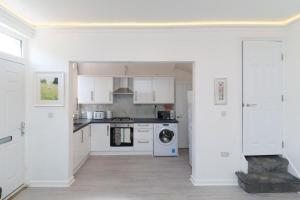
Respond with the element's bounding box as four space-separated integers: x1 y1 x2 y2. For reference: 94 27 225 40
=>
241 38 286 157
68 60 196 181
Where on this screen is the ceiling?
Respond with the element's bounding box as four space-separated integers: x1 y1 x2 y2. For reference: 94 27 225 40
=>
1 0 300 27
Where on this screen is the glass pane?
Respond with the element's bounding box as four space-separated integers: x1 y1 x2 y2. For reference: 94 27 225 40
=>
159 129 174 143
0 32 22 57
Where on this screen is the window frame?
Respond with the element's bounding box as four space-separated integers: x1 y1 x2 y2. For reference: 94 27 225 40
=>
0 26 26 64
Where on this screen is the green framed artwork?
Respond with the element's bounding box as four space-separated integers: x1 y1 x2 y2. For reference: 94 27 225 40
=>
35 72 65 106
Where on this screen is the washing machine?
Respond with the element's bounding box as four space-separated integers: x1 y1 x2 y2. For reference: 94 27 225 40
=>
154 123 178 156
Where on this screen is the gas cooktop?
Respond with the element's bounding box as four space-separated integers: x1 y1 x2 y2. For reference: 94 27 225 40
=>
110 117 134 123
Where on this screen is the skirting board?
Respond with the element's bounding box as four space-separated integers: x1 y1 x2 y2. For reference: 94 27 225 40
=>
190 175 238 186
28 176 74 187
90 151 153 156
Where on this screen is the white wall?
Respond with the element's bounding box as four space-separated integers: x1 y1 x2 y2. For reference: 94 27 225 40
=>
285 21 300 177
27 27 286 186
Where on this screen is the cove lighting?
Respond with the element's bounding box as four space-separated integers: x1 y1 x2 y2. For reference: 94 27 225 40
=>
1 2 300 28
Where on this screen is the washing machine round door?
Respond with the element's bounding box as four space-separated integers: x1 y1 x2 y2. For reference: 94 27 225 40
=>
159 129 175 144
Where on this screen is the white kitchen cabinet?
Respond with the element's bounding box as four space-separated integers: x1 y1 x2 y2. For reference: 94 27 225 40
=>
78 76 113 104
153 77 175 104
78 76 94 104
133 77 174 104
73 125 91 174
91 123 110 152
94 77 113 104
134 124 153 153
133 77 154 104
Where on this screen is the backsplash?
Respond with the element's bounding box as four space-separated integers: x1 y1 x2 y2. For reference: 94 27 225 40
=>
80 95 167 118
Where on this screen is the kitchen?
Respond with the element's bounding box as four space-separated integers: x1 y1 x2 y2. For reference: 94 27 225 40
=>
71 62 193 174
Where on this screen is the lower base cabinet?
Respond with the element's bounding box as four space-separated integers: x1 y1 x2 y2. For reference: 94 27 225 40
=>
134 124 153 153
73 125 91 174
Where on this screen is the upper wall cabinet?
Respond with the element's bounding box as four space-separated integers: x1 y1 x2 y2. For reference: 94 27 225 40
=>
133 77 154 104
78 76 113 104
133 77 174 104
153 77 175 104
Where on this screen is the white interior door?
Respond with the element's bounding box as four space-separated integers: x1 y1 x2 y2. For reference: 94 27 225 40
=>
243 40 283 156
0 58 25 199
175 80 192 148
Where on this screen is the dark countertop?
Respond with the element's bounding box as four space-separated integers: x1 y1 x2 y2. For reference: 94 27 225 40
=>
73 118 178 132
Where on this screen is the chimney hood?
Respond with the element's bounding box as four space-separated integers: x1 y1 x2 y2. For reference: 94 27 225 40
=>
113 77 133 95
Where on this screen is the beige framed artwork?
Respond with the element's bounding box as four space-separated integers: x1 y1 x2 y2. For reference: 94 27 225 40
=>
35 72 65 106
214 78 227 105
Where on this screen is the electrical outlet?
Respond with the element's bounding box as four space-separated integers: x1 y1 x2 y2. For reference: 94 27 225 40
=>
221 152 230 157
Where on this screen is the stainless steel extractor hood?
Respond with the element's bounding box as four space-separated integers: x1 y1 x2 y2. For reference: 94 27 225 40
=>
113 77 133 95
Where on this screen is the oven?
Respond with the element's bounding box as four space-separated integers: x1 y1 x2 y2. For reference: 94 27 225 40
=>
110 123 134 147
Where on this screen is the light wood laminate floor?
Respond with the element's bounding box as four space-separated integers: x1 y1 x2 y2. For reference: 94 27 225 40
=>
14 149 300 200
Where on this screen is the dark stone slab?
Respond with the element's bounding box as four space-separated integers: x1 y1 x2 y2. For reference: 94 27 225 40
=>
236 171 300 193
246 156 289 173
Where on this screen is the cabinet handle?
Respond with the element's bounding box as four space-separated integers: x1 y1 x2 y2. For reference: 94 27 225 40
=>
109 91 112 102
153 91 155 102
137 130 150 133
76 97 79 110
81 130 84 143
134 91 137 101
107 125 109 136
91 91 94 101
138 140 150 144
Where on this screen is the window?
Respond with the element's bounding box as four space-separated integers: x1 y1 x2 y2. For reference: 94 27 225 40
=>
0 31 22 57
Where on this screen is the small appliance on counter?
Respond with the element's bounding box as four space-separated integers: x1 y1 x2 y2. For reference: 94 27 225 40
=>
106 110 113 119
157 111 171 120
93 111 105 119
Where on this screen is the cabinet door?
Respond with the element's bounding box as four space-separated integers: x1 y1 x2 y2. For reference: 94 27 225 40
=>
78 76 94 104
153 77 175 104
83 125 91 157
133 77 154 104
94 77 113 104
91 124 110 152
73 130 82 171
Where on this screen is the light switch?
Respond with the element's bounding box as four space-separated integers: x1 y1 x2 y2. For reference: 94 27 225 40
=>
48 112 54 118
221 111 226 117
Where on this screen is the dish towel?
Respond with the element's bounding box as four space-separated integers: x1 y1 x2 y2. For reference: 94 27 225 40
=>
124 128 131 143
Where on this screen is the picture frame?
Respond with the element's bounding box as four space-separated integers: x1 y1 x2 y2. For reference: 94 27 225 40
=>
35 72 65 106
214 78 227 105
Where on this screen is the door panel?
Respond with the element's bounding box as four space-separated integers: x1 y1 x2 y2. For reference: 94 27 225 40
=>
94 77 113 104
243 41 283 156
78 76 94 104
153 77 175 104
0 59 25 199
133 78 153 104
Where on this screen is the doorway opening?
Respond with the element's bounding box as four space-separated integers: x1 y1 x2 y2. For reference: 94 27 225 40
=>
69 61 195 189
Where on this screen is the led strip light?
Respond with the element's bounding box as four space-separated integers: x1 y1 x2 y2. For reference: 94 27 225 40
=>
1 1 300 28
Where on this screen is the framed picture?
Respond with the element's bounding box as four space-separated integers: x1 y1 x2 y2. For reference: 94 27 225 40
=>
214 78 227 105
35 72 65 106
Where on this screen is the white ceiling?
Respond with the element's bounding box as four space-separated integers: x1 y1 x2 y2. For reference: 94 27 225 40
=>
1 0 300 25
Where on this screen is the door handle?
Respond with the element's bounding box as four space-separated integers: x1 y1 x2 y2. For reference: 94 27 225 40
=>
19 121 25 136
0 136 12 145
134 91 137 101
244 103 257 107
